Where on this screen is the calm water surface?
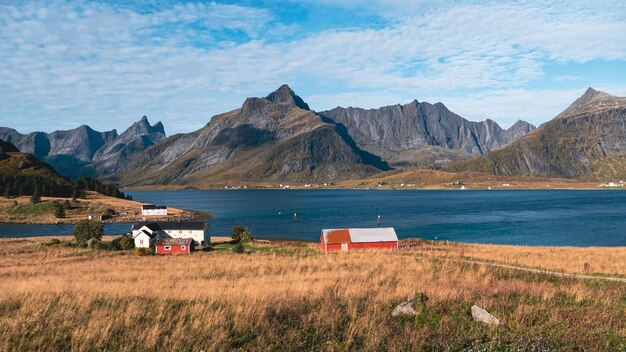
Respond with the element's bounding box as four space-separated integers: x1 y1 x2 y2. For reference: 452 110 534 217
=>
1 190 625 246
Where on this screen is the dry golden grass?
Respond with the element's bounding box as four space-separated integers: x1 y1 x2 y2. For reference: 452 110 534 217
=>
0 238 624 351
430 242 626 277
0 191 201 224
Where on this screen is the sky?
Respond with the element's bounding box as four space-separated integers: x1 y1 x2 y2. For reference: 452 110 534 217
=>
1 0 626 135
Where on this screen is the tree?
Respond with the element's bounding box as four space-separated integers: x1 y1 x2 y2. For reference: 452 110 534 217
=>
73 220 104 246
54 206 65 218
63 200 71 209
71 188 80 200
231 225 254 243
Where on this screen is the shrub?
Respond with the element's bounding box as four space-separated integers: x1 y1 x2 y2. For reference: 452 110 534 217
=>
62 200 71 209
233 242 245 253
12 200 18 207
103 208 116 216
41 239 61 247
94 241 115 251
54 206 65 219
116 234 135 250
30 194 41 204
232 225 254 243
134 247 153 256
73 220 104 246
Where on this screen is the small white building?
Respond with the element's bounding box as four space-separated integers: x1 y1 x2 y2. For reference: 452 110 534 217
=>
131 221 209 248
141 204 168 216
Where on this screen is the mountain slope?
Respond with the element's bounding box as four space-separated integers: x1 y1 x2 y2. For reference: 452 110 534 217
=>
320 101 535 168
0 117 165 179
0 139 72 196
446 88 626 179
116 85 385 186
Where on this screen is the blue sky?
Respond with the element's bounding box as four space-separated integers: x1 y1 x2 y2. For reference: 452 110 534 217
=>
1 0 626 134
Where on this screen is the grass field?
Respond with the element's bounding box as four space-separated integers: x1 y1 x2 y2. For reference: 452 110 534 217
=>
0 192 203 224
0 237 624 351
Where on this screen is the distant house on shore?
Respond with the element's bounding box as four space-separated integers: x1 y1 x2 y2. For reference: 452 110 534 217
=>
155 238 194 254
131 221 209 248
321 228 398 252
141 204 168 216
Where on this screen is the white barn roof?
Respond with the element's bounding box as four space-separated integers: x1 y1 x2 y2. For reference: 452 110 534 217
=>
322 227 398 243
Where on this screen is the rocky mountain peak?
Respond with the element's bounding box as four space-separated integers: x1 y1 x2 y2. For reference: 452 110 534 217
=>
265 84 310 110
126 116 166 136
557 87 615 118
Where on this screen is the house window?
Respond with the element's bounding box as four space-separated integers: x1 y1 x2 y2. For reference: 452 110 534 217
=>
140 240 144 245
164 246 171 250
181 246 186 250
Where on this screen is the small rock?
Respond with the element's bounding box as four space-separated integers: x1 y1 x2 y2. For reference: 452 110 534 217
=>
392 299 417 317
471 305 500 325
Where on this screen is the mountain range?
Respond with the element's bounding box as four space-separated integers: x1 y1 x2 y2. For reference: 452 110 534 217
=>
447 88 626 179
4 85 624 186
0 116 165 179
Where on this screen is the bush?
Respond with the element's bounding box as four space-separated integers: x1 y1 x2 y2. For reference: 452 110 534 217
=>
94 241 116 251
41 239 61 247
30 194 41 204
134 247 153 256
233 242 245 253
54 206 65 219
62 200 71 209
103 208 116 216
232 225 254 243
73 220 104 246
116 234 135 250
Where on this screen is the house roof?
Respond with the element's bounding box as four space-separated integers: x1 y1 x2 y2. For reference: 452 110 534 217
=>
322 228 398 244
156 238 194 246
132 222 161 231
132 221 206 231
142 204 167 210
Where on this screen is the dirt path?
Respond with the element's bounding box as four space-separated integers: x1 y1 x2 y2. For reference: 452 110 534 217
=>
457 258 626 283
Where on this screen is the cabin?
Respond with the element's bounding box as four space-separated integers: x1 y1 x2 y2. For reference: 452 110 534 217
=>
320 227 399 252
141 204 168 216
155 238 194 255
132 222 162 248
131 221 209 248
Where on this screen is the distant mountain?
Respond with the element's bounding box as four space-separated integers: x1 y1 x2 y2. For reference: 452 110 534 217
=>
447 88 626 179
0 116 165 179
115 85 385 186
320 101 535 168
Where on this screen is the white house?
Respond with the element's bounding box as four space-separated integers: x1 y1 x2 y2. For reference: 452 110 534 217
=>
131 221 209 248
141 204 168 216
131 223 162 248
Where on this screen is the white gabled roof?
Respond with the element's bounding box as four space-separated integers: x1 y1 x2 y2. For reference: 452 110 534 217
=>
348 228 398 242
321 227 398 243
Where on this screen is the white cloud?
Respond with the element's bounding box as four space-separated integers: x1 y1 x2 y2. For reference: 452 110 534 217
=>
0 1 625 134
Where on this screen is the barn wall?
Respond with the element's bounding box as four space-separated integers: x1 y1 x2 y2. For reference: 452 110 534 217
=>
348 241 398 251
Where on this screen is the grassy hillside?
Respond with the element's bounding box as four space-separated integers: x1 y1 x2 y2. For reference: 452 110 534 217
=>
0 237 623 351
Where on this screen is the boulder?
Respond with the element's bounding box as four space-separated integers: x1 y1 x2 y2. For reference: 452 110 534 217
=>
392 299 417 317
471 305 500 325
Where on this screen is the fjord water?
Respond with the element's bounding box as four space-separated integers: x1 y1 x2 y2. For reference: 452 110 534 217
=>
2 190 625 246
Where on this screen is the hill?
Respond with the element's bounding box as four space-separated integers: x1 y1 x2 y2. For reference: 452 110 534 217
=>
447 88 626 179
115 85 386 186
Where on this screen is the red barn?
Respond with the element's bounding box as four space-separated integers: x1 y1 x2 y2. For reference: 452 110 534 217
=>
321 228 399 252
155 238 194 255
